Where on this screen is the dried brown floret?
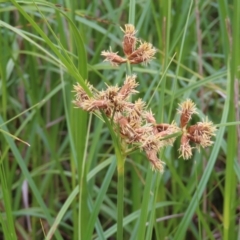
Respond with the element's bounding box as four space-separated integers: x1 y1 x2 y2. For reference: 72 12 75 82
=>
143 110 156 124
126 99 145 123
140 134 164 152
188 118 216 148
145 149 165 172
178 133 192 160
116 115 137 140
128 42 156 64
81 99 109 112
101 50 127 66
177 99 198 128
119 75 139 99
102 25 156 66
98 86 120 101
72 82 92 102
121 24 137 56
155 122 180 146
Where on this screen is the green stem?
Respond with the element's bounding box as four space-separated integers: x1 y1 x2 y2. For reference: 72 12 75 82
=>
101 113 125 240
129 0 135 25
116 151 125 240
126 61 132 75
136 168 154 240
223 0 239 238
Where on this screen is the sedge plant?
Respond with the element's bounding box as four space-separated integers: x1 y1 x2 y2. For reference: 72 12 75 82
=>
3 1 237 239
72 24 216 239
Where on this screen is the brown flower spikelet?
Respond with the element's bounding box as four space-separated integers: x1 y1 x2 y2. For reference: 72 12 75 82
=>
73 75 181 172
179 133 192 160
102 24 156 66
101 50 127 66
119 74 139 99
177 100 216 159
145 149 165 172
187 118 216 148
155 122 180 147
74 85 216 169
143 110 156 124
128 42 156 65
121 24 137 56
177 99 198 128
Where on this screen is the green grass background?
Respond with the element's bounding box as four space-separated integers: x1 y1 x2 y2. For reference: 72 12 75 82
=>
0 0 239 239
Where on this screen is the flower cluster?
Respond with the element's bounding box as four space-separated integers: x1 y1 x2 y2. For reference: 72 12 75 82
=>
101 24 156 66
177 99 217 159
73 80 216 170
73 75 179 172
73 24 216 172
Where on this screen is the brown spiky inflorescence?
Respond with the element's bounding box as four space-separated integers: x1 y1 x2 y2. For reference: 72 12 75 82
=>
101 24 156 66
73 75 179 172
121 24 137 56
177 99 217 159
73 24 216 171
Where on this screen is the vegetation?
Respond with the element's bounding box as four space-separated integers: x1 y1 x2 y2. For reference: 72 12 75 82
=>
0 0 239 239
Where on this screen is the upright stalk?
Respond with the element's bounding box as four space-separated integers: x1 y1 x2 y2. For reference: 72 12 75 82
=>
102 114 126 240
223 0 239 239
126 61 132 75
116 150 125 240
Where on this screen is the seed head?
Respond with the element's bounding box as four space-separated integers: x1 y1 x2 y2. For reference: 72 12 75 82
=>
177 99 198 128
126 99 145 124
143 110 156 124
116 115 137 141
101 49 127 66
72 82 93 108
80 99 109 112
188 118 216 148
155 122 180 146
179 133 192 160
119 74 139 99
99 85 120 101
128 42 156 65
140 134 165 153
121 24 137 56
145 149 165 172
102 24 156 66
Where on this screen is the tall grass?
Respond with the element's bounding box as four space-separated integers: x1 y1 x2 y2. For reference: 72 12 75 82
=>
0 0 239 239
